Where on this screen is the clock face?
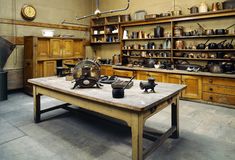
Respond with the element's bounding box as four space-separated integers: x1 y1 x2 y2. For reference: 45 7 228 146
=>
21 5 36 21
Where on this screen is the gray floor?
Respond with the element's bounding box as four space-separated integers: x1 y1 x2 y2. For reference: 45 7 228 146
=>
0 92 234 160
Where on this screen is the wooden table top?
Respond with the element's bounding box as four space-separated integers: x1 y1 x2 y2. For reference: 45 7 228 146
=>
29 77 186 112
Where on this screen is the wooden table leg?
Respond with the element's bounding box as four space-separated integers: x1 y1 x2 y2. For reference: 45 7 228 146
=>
171 97 179 139
131 114 144 160
33 86 41 123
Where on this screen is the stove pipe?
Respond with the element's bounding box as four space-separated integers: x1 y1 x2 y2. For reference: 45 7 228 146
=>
0 37 16 101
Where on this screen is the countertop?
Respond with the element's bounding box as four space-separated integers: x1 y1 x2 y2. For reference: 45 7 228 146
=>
111 65 235 79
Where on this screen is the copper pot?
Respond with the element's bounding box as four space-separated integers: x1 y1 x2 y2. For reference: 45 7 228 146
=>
212 2 221 11
175 40 184 49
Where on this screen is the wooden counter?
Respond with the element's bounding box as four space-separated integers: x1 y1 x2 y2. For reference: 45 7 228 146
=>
100 65 235 108
29 76 186 160
112 66 235 79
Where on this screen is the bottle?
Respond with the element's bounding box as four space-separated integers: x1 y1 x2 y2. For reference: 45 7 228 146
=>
199 2 208 13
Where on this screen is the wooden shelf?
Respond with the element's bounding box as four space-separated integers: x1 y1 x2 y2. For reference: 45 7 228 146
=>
105 23 119 26
91 34 105 36
122 49 171 51
106 33 119 35
122 37 171 41
123 55 171 59
173 49 235 52
91 25 105 27
91 42 120 45
173 34 235 39
173 57 232 61
121 9 235 27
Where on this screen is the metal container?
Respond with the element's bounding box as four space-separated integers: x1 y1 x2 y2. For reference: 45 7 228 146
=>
175 40 184 49
0 71 8 101
145 14 159 20
174 26 184 37
188 6 199 14
222 0 235 9
121 14 131 22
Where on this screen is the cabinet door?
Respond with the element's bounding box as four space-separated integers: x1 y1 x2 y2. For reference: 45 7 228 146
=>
167 74 181 84
100 65 113 76
136 71 148 80
37 39 50 58
106 67 113 76
50 39 62 58
113 69 133 78
149 72 166 82
182 75 202 99
74 40 85 58
62 40 74 58
43 61 56 77
36 62 44 77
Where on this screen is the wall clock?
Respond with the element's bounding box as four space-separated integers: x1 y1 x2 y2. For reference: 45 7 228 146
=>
21 5 37 21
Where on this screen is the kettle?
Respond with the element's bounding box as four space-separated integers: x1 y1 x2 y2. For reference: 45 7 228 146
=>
199 2 208 13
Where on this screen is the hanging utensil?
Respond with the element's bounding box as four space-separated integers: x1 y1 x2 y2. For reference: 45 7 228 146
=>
225 39 234 49
197 39 210 49
215 24 235 35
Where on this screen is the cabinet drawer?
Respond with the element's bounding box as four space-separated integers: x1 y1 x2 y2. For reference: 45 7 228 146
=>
113 69 133 78
203 85 235 96
203 77 235 87
149 72 166 82
203 92 235 106
100 66 113 76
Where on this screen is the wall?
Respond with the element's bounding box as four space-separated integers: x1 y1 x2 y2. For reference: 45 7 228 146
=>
0 0 92 89
91 0 231 59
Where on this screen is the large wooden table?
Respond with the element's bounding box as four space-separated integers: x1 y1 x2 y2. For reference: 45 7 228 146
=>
29 77 186 160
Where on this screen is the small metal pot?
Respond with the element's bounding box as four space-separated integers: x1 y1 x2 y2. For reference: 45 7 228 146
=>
208 64 223 73
171 10 182 16
208 42 218 49
205 29 214 35
197 39 210 49
112 88 124 98
225 39 234 49
188 6 199 14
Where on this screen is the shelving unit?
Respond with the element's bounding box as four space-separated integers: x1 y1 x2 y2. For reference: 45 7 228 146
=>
90 14 130 44
119 9 235 67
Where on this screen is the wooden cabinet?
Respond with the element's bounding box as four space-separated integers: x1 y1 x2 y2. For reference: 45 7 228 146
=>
202 77 235 107
136 71 148 80
167 74 181 84
100 65 113 76
43 61 57 77
137 71 166 82
62 39 74 58
50 39 74 58
50 39 62 58
37 38 50 58
167 74 202 100
113 69 134 78
24 36 86 94
74 40 85 58
182 75 202 99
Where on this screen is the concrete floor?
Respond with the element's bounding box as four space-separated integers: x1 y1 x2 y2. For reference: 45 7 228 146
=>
0 92 234 160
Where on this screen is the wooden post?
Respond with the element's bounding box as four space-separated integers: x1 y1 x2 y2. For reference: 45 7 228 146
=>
33 86 41 123
131 113 144 160
171 96 179 138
